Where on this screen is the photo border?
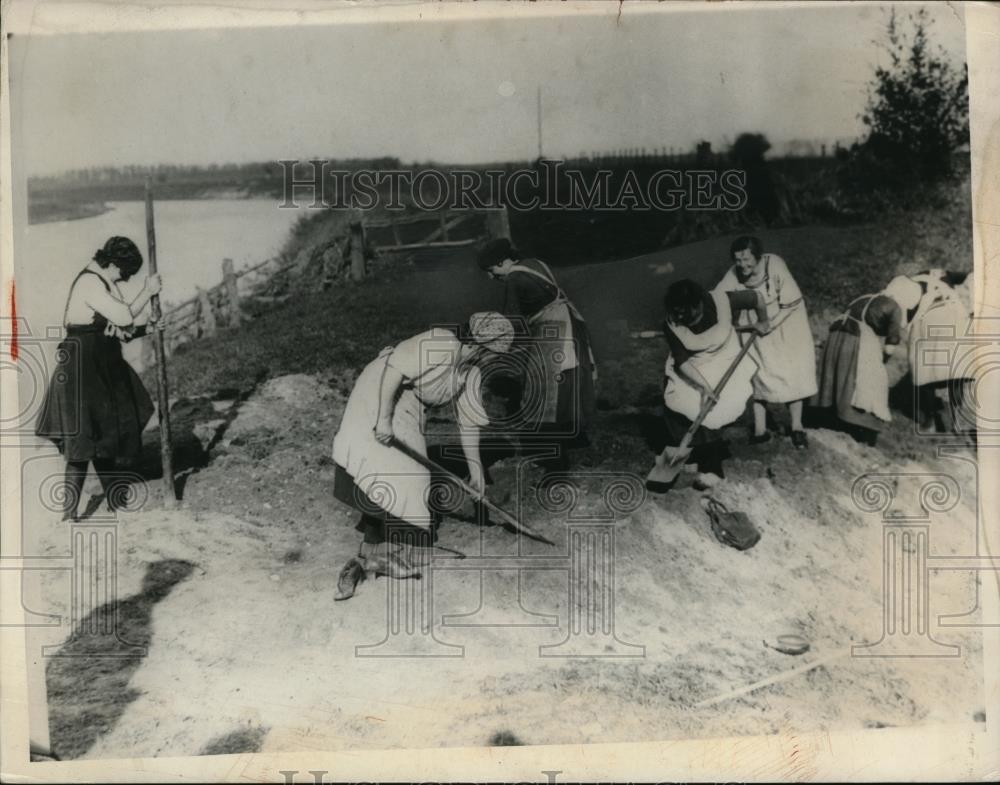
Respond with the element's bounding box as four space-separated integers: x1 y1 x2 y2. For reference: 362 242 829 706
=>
1 1 997 781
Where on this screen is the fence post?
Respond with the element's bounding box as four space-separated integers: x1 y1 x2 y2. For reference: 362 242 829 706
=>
222 258 241 327
438 210 450 241
196 286 217 337
486 206 511 241
350 213 366 282
390 216 402 247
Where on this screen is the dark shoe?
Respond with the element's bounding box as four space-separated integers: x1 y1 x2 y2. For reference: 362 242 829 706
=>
791 430 808 449
749 432 772 445
334 557 367 601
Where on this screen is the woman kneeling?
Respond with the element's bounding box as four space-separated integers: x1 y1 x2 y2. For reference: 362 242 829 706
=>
654 279 763 492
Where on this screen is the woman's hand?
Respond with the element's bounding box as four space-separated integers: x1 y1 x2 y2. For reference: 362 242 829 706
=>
143 274 163 296
737 320 770 336
374 415 394 445
467 461 486 497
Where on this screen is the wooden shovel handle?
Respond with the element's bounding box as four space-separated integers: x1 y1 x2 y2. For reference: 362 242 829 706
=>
389 438 555 547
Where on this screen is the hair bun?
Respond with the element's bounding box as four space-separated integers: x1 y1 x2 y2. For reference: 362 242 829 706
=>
93 236 142 270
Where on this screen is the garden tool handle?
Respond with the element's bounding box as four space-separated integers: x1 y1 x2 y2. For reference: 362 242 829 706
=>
388 437 556 547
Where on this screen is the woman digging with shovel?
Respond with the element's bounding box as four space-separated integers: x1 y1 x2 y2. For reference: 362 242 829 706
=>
647 279 767 494
331 312 515 601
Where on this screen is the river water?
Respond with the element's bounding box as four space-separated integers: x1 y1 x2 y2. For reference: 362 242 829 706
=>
13 198 303 391
17 199 303 330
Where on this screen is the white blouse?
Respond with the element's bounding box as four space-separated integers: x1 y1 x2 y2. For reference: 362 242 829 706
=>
63 265 136 328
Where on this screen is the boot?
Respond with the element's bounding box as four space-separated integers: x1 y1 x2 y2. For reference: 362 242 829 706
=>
334 557 366 601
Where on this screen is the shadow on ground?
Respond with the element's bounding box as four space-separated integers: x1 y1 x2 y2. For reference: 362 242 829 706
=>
44 559 196 759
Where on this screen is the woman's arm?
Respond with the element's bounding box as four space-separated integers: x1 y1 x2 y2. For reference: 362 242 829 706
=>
678 357 717 409
769 256 805 330
373 364 405 445
459 424 484 495
84 275 162 328
456 366 488 493
80 277 134 327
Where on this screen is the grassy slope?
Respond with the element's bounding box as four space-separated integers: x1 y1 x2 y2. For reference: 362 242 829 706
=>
162 177 972 406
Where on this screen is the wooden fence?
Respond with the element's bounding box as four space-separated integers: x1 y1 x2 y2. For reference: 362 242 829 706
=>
144 206 508 365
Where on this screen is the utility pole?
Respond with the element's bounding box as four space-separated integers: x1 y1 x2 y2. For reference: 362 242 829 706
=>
537 85 543 160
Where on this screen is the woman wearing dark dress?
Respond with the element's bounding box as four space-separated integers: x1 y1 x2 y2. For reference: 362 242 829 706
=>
476 238 597 471
35 236 161 520
812 292 903 446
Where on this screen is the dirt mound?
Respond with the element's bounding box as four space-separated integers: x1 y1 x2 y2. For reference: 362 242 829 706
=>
26 368 981 759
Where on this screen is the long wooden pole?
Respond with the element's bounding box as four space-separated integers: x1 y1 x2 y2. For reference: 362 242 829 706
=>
390 437 555 546
692 648 851 708
144 178 177 504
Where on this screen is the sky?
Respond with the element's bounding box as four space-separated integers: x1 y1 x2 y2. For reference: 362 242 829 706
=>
7 2 968 176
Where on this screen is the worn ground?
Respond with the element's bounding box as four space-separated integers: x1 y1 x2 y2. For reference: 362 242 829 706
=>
24 195 988 758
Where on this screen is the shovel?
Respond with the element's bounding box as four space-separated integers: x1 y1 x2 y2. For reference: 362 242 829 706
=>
389 437 556 547
646 331 758 492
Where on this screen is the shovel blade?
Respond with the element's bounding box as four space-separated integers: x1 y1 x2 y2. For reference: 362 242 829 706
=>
645 450 684 493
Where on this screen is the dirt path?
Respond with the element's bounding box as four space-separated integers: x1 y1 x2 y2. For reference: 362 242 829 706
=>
27 368 985 759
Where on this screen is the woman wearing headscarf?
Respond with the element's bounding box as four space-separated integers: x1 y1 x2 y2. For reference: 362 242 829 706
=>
715 236 817 449
655 278 765 492
812 291 904 446
35 236 161 521
476 238 596 471
883 269 974 431
331 311 515 600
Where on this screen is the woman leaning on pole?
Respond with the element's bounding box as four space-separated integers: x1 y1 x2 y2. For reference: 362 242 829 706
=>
35 236 162 521
331 311 515 601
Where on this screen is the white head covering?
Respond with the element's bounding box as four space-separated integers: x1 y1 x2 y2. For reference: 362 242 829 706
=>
883 275 922 314
468 311 514 354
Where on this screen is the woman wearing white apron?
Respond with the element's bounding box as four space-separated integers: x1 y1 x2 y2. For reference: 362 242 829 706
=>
715 236 817 449
477 238 597 473
884 270 974 432
658 279 763 491
331 312 514 600
812 293 903 446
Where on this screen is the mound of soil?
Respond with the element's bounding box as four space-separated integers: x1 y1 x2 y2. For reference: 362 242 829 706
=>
32 367 983 759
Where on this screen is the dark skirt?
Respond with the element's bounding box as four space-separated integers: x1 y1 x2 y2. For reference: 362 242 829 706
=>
510 316 596 441
812 325 884 432
662 408 730 477
35 328 154 464
333 463 438 544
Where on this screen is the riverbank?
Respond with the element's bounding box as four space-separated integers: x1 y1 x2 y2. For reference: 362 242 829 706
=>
27 196 111 225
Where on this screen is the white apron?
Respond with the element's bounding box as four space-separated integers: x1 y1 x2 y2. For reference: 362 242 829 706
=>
905 274 973 386
717 254 817 403
663 288 757 429
849 297 892 423
332 329 485 528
